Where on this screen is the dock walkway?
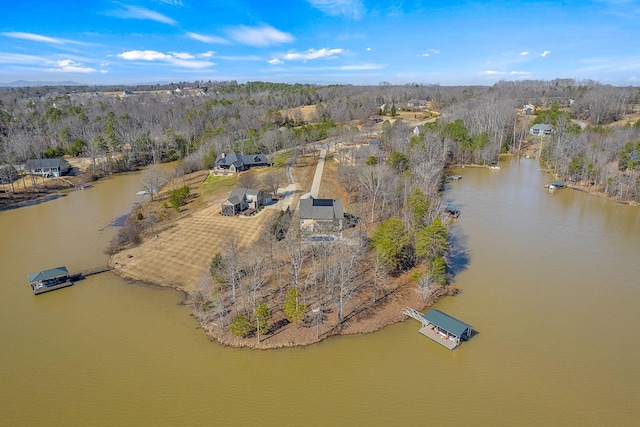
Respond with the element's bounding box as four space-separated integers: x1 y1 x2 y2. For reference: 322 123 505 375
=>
70 265 113 280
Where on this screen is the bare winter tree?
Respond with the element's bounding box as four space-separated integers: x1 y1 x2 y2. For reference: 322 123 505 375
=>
261 169 286 196
238 170 259 189
140 163 168 201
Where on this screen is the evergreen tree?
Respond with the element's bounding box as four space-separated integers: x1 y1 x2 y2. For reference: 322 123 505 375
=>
370 217 410 272
255 301 272 341
230 313 252 337
284 288 306 326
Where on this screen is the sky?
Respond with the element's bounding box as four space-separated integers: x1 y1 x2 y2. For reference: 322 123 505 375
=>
1 0 640 86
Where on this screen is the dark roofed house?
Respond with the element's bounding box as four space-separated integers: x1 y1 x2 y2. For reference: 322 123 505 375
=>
221 187 268 216
214 152 268 172
299 197 344 233
24 158 71 177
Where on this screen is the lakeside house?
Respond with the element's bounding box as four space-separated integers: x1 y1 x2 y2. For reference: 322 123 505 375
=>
529 124 554 137
24 158 71 177
221 187 269 216
214 152 268 172
298 196 344 233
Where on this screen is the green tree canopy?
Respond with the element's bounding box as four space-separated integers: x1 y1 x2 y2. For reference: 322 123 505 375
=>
230 313 252 337
370 217 410 272
387 151 410 173
406 188 430 231
284 288 307 325
255 301 272 337
416 217 448 261
430 255 448 286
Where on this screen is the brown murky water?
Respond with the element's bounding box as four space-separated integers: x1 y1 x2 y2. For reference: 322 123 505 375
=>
1 158 639 426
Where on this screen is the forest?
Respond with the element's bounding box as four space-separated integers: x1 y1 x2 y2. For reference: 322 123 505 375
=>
1 79 639 202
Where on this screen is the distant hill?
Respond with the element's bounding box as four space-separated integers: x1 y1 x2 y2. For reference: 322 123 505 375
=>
0 80 82 87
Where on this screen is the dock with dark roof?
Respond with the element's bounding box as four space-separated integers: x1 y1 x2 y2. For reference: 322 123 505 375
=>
28 265 113 295
404 307 473 350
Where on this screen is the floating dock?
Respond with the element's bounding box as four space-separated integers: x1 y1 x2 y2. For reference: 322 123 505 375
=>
28 265 113 295
404 307 473 350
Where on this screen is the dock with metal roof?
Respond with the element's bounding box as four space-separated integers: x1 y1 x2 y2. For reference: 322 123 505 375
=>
28 265 113 295
403 307 473 350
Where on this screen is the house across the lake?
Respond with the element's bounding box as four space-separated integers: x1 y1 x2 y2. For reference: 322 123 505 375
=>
529 124 554 137
299 196 344 233
221 187 269 216
24 158 71 177
214 152 268 172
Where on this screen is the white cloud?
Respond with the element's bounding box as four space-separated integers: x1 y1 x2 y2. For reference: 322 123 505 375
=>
520 51 530 56
48 59 96 73
306 0 365 19
186 32 229 44
198 51 215 58
482 70 531 76
157 0 183 5
171 52 195 60
2 32 63 44
282 48 343 62
108 4 177 25
541 50 551 57
117 49 214 69
2 32 86 45
0 52 47 64
366 47 372 51
428 49 440 55
119 50 172 60
269 58 284 65
226 24 294 47
422 53 430 57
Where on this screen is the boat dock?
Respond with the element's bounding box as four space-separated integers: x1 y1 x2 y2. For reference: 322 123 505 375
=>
404 307 473 350
28 265 114 295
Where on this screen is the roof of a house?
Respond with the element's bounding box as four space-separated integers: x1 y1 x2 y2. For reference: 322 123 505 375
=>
24 158 70 169
530 124 553 131
224 188 264 205
214 152 268 168
28 266 69 283
299 197 344 220
422 309 472 337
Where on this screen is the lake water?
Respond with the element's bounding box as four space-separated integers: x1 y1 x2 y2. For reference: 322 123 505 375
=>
1 157 639 426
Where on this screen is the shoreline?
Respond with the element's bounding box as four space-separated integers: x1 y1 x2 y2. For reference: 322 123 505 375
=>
110 261 459 349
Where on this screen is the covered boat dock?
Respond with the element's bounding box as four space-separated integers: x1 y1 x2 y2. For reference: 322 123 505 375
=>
404 308 473 350
28 266 72 295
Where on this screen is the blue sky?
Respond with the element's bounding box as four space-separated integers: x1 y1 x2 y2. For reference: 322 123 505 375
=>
1 0 639 86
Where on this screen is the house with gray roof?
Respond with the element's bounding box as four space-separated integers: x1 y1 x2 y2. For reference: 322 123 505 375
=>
221 187 268 216
214 152 268 172
24 158 71 177
529 124 554 137
298 197 344 233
